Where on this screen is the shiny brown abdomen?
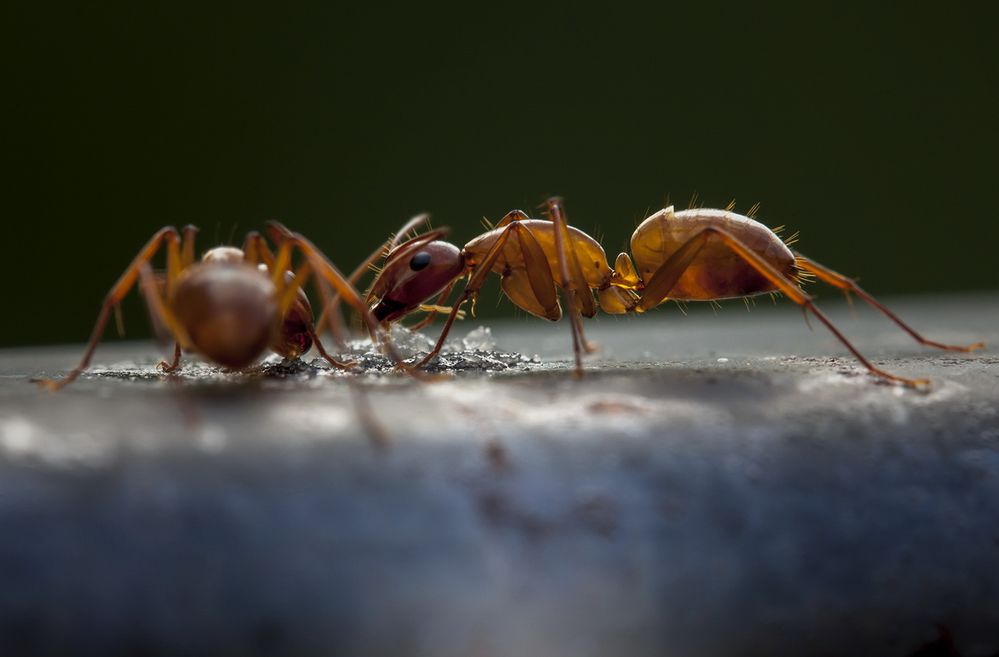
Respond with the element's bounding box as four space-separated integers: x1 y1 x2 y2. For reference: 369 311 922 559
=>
630 208 797 300
171 264 278 369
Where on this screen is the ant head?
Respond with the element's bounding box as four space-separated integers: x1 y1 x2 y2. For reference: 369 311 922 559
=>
368 233 466 324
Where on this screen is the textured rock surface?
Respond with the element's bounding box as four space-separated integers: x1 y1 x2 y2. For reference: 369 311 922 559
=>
1 294 998 657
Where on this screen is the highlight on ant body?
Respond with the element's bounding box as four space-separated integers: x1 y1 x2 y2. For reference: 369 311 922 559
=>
38 223 417 391
362 197 984 388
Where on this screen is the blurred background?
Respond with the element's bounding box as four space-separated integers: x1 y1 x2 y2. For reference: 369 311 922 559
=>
3 2 997 347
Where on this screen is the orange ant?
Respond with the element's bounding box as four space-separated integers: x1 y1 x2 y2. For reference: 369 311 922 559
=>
38 223 415 390
363 197 984 387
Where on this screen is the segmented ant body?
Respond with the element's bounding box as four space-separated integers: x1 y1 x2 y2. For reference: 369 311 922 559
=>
39 224 405 390
366 198 983 387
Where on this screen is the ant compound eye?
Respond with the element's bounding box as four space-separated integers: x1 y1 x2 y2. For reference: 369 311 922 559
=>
410 252 432 271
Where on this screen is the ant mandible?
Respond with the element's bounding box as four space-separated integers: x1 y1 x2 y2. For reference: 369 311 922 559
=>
39 223 415 390
362 197 984 388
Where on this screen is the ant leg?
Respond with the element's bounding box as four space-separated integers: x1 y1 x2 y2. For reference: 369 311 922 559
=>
242 231 276 269
280 233 438 380
158 343 183 372
500 224 561 319
361 225 453 309
137 263 192 350
153 226 198 371
793 254 984 353
634 232 713 313
542 198 597 318
312 215 438 336
180 225 199 268
352 213 434 285
405 280 460 331
306 323 356 370
267 221 378 354
271 261 356 371
110 238 184 338
311 288 391 445
136 263 195 377
543 198 598 376
413 220 557 368
493 209 531 229
636 227 932 388
250 232 356 369
38 227 184 391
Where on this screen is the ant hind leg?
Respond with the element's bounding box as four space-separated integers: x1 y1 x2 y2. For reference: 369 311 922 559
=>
635 227 934 388
793 254 984 353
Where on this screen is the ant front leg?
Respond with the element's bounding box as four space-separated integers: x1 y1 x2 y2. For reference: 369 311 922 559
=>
405 280 461 331
634 227 934 388
305 322 357 371
414 217 558 368
278 232 440 380
38 227 185 391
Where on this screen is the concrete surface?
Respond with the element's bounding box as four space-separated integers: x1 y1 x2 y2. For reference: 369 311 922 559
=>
1 293 998 657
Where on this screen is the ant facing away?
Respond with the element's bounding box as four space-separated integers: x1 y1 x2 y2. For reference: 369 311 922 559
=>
362 197 984 388
38 222 420 391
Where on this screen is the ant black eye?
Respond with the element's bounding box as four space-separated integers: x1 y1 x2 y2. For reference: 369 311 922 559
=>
410 252 432 271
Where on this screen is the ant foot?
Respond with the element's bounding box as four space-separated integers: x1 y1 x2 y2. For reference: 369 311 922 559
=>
35 377 63 392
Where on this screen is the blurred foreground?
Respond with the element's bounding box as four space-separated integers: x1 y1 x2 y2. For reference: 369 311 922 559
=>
1 294 998 656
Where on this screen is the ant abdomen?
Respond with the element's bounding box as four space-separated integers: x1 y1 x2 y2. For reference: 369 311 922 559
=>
173 264 277 369
630 207 798 300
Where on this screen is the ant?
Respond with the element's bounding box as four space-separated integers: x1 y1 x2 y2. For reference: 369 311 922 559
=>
362 197 984 387
38 223 415 390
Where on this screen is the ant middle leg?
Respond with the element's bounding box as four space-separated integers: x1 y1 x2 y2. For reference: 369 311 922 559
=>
543 198 598 376
793 254 984 353
634 227 933 388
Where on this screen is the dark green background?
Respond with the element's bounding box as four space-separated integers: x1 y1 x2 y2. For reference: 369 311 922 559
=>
4 3 997 347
